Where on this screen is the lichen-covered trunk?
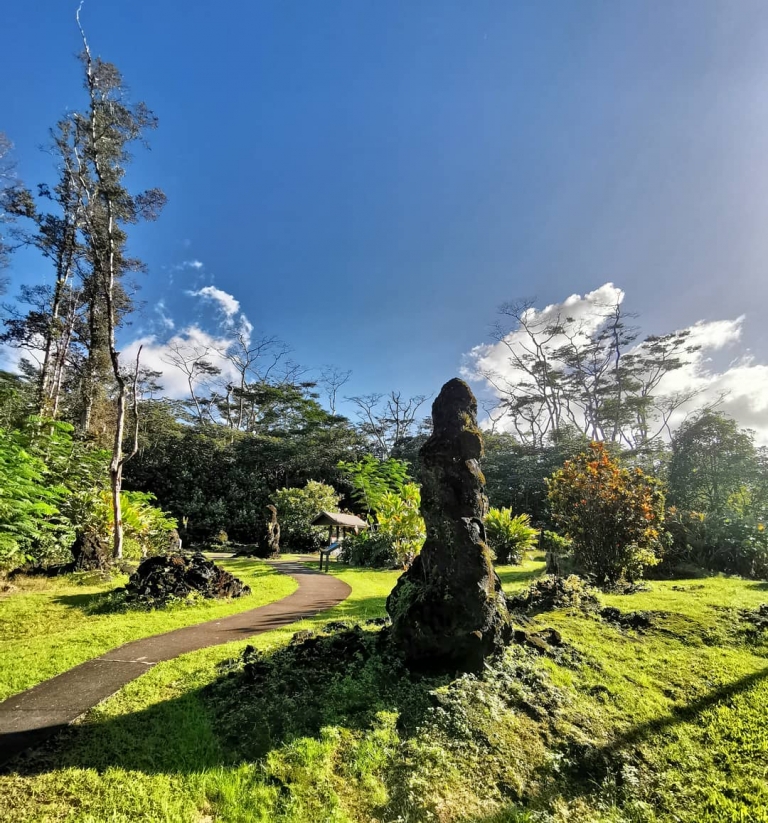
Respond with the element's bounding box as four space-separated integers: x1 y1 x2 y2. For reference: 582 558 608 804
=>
386 378 512 673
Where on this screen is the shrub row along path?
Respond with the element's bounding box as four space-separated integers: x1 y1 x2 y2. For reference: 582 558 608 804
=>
0 558 351 767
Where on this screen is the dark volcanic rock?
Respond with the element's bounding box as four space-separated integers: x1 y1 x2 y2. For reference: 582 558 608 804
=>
233 505 281 558
386 378 513 673
508 575 600 615
599 606 654 631
514 627 563 653
71 529 111 571
740 603 768 636
126 552 251 605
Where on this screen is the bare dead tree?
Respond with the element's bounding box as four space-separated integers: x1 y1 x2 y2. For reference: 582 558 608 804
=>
320 365 352 414
161 339 221 424
347 391 428 457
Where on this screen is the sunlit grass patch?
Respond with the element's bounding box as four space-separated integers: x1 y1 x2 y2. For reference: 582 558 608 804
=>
2 560 768 822
0 558 296 700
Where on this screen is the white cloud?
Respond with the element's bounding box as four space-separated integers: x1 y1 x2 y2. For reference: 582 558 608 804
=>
463 283 626 400
124 325 239 400
464 283 768 444
154 299 175 331
174 259 204 271
126 284 255 401
186 285 240 322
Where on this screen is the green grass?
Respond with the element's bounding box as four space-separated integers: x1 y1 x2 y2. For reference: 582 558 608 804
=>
1 557 768 822
0 558 296 700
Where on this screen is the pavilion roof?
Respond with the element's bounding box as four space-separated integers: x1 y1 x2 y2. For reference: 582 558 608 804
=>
311 511 369 529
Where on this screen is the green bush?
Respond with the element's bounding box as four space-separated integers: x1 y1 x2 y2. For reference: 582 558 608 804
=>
540 529 571 557
374 483 425 564
338 530 400 568
484 508 538 565
273 480 342 551
664 507 768 578
78 490 178 561
0 427 66 567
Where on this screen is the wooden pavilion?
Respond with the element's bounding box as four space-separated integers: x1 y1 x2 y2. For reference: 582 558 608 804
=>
312 511 369 570
311 511 369 546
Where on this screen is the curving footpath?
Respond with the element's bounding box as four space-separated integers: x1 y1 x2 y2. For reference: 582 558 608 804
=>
0 559 351 768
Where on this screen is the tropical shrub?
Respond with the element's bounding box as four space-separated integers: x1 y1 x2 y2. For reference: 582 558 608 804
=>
540 529 572 557
664 507 768 578
0 428 67 567
0 418 113 568
484 508 538 564
273 480 342 551
77 490 178 561
547 442 666 584
374 483 425 564
339 530 400 568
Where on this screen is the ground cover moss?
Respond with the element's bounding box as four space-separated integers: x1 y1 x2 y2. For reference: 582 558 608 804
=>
1 559 767 822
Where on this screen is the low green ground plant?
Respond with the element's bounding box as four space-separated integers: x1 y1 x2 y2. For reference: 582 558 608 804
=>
485 508 538 564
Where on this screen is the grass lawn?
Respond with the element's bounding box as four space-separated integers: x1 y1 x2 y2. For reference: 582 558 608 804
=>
0 558 296 701
1 556 767 822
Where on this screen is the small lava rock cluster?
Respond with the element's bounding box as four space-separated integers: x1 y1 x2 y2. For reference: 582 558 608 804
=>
599 606 654 631
508 575 600 615
741 602 768 636
126 553 251 605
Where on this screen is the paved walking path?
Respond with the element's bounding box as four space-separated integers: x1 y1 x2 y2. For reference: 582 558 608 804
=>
0 558 350 767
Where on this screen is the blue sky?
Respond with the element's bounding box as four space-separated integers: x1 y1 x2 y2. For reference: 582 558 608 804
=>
2 1 768 430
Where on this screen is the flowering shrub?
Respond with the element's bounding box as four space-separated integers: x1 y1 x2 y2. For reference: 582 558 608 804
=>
547 442 665 584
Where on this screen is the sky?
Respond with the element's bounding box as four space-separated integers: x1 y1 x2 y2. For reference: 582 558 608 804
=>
1 1 767 436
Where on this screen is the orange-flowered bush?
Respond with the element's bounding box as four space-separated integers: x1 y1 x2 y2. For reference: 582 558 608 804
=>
546 442 665 583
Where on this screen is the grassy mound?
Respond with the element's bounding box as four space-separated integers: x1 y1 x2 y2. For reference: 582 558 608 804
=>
1 558 767 822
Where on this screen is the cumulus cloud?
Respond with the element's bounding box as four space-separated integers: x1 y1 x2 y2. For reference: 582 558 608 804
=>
464 283 768 444
126 284 255 400
186 285 240 322
124 325 240 400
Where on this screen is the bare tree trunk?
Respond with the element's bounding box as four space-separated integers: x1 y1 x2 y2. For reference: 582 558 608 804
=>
79 8 124 558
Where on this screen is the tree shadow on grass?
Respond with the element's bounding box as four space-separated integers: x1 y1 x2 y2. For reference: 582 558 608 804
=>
463 664 768 822
3 623 437 779
495 563 546 592
7 620 767 820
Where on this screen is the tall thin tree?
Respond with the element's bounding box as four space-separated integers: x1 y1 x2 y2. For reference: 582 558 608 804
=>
74 7 166 558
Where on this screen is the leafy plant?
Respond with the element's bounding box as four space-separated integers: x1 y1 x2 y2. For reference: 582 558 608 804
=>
373 483 425 565
484 508 538 564
77 489 178 561
273 480 342 551
338 531 401 568
0 427 67 567
337 455 410 514
540 529 570 555
547 441 665 583
664 506 768 578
